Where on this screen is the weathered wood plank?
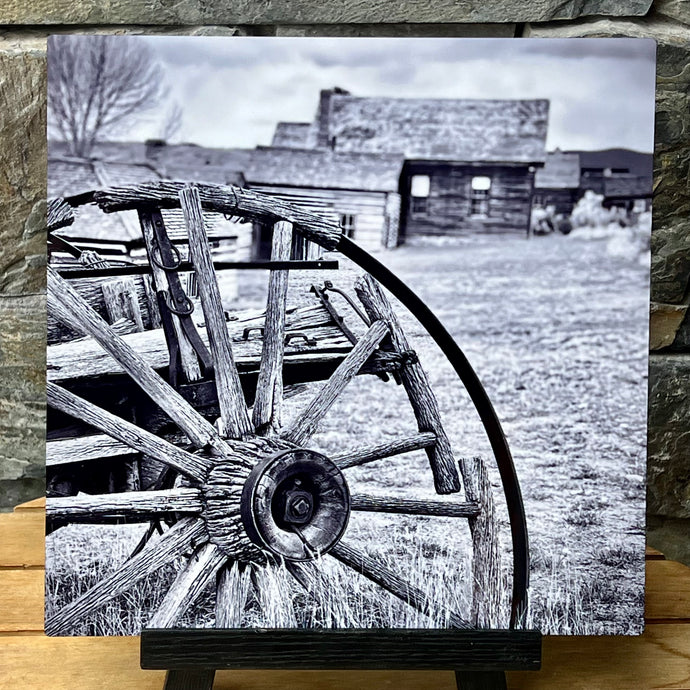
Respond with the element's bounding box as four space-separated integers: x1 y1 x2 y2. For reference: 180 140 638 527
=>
101 278 145 332
95 182 342 252
47 303 351 384
138 209 202 383
252 221 293 435
333 432 437 469
330 541 472 629
461 457 502 628
47 266 227 455
47 197 74 232
149 543 227 629
48 274 156 344
47 383 212 483
281 320 389 445
181 185 252 439
47 434 133 467
355 274 461 494
350 494 480 518
46 488 203 523
45 517 206 637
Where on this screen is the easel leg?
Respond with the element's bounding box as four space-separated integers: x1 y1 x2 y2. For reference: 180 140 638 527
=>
164 669 216 690
455 670 508 690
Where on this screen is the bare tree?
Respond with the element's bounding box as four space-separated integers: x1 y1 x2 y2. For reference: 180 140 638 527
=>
159 101 184 143
48 35 167 158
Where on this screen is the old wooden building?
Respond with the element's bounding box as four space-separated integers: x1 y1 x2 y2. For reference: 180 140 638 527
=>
533 147 654 217
48 144 251 262
534 150 581 215
244 146 404 254
269 89 550 243
572 148 653 213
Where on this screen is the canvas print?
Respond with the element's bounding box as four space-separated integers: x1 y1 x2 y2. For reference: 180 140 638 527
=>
45 35 655 636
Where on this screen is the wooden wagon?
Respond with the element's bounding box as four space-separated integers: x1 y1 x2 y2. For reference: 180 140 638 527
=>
44 181 529 635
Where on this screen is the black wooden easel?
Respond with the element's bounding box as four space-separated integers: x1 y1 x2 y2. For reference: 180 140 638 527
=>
141 628 542 690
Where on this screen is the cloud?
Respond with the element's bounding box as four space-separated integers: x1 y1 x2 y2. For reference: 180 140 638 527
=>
132 37 656 153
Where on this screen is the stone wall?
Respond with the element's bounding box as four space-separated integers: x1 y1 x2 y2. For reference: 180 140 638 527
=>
0 3 687 558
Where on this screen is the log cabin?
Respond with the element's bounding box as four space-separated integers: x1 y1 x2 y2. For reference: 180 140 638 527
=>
267 89 550 244
244 146 404 254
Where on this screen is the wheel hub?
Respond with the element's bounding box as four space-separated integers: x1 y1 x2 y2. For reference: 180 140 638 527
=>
240 448 350 561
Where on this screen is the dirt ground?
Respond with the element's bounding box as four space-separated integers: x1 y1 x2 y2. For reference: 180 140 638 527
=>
47 231 648 635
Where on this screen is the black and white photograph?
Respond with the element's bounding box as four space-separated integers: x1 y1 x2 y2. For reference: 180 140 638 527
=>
45 35 655 637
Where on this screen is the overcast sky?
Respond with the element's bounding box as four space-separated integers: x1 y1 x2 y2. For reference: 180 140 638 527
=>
136 37 656 153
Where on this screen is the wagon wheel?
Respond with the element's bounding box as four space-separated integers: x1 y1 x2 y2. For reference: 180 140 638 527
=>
45 182 528 635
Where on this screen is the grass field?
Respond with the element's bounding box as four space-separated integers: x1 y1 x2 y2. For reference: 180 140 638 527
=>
47 231 648 635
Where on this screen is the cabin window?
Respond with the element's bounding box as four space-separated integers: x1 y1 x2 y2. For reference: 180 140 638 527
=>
470 176 492 216
340 213 356 238
533 193 545 206
410 175 430 215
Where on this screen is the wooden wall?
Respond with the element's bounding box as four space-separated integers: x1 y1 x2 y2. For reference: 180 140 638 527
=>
248 185 398 252
400 163 535 239
533 188 578 216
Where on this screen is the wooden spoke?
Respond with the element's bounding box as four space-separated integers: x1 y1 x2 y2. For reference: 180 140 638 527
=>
252 220 293 435
47 383 212 482
351 494 480 518
47 434 132 467
215 561 252 628
46 488 203 524
330 541 472 630
332 432 437 469
45 517 206 636
355 274 461 495
47 266 229 455
180 185 252 440
281 320 389 446
149 542 227 628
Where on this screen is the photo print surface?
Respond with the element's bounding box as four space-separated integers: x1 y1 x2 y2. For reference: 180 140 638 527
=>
45 35 655 636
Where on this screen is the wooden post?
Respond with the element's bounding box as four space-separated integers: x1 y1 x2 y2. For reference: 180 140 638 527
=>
180 184 252 440
101 278 145 331
354 274 461 495
461 456 502 629
252 221 293 435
